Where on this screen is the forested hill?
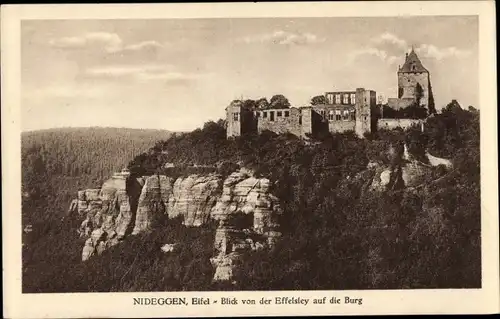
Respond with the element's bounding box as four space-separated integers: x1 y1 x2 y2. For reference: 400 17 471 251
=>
22 102 480 292
21 127 172 224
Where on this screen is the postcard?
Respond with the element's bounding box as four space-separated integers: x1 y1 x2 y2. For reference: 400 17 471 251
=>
2 1 499 317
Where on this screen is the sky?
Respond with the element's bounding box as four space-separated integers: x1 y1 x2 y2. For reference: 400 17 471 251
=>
21 16 478 132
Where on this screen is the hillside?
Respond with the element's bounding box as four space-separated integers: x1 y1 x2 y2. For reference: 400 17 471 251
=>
22 102 480 292
22 127 173 223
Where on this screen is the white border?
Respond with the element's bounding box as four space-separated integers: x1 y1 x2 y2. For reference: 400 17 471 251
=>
2 2 498 317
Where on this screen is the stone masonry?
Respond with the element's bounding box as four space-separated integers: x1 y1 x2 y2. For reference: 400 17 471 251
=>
226 88 376 139
387 48 435 113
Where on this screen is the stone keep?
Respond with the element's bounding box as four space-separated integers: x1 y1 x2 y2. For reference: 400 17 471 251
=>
390 48 435 112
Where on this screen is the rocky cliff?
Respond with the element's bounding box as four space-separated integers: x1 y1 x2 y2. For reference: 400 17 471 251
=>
365 143 452 193
68 168 282 283
68 142 451 284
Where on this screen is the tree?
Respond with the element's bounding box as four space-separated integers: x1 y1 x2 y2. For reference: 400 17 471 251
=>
381 104 398 118
311 95 327 105
269 94 291 109
256 98 270 109
380 103 427 119
444 99 462 112
242 99 257 110
405 125 428 162
401 103 427 119
468 106 479 114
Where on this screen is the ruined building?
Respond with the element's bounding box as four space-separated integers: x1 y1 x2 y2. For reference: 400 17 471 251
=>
226 88 376 139
387 48 435 113
226 47 434 139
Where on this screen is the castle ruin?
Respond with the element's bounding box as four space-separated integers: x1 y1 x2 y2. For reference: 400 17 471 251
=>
226 88 376 139
226 48 430 139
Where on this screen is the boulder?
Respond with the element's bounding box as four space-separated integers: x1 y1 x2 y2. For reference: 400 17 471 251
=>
160 243 178 253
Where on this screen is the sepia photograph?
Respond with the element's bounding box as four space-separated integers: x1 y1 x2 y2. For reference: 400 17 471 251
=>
2 1 499 317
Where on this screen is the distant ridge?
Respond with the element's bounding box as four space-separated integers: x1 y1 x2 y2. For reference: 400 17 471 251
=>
22 126 174 134
21 126 175 223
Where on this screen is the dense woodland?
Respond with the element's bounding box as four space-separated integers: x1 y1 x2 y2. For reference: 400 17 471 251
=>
21 127 173 292
22 127 172 223
22 100 480 292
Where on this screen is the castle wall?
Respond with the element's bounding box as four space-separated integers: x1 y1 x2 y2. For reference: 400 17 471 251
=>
300 107 313 137
310 104 356 134
329 120 355 133
378 118 423 131
257 108 301 136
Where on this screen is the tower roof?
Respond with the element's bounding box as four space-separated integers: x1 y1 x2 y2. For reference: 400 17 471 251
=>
399 48 428 73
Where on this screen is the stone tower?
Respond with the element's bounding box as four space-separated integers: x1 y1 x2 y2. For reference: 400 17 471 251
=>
395 47 435 113
226 100 243 138
355 88 376 137
226 100 257 138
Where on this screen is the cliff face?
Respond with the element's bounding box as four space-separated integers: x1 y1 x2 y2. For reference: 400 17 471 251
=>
210 170 282 281
69 168 282 282
69 143 450 283
366 143 451 193
72 171 142 261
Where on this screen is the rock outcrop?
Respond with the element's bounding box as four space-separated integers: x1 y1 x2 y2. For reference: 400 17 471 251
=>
168 174 222 226
70 170 143 261
209 170 281 282
366 143 452 193
70 168 282 282
131 174 222 234
132 175 174 234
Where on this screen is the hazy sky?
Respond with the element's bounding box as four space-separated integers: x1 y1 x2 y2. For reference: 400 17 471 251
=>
21 17 478 132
